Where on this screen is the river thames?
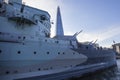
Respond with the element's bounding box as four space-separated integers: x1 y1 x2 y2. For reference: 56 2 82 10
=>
70 60 120 80
87 60 120 80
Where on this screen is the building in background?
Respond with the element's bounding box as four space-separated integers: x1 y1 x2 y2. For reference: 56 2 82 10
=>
112 43 120 55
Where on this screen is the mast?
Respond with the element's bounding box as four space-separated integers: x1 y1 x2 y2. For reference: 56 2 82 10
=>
55 6 64 37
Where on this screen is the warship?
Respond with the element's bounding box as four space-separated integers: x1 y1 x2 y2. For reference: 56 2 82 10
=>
0 0 117 80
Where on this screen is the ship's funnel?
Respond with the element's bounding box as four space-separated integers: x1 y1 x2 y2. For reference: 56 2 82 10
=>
55 6 64 37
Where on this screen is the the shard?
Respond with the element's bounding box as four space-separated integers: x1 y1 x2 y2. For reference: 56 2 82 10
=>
55 6 64 37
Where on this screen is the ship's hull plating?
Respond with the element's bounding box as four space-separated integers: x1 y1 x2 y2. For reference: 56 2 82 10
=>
0 3 117 80
0 40 117 80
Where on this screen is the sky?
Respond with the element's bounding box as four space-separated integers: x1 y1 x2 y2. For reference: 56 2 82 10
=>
23 0 120 47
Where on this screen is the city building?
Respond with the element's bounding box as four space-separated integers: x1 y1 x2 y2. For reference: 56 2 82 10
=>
112 43 120 55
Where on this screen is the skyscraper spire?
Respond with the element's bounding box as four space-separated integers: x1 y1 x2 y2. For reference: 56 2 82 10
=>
55 6 64 37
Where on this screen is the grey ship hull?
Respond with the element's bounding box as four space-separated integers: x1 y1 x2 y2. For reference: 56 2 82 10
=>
0 0 117 80
75 48 116 66
14 49 117 80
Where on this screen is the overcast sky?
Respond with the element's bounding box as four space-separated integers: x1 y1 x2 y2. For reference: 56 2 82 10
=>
23 0 120 47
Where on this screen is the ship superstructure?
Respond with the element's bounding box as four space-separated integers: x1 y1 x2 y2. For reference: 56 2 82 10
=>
0 0 117 80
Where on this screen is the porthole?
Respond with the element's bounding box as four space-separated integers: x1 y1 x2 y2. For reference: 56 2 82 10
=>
63 52 65 54
0 50 2 53
47 52 49 54
45 39 47 42
18 36 21 39
17 51 21 54
50 67 53 69
58 52 60 54
6 71 10 74
34 51 37 54
55 41 59 44
23 36 26 40
86 46 88 49
38 68 41 71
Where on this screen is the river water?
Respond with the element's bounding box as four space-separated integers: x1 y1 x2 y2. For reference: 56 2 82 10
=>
102 59 120 80
114 59 120 80
69 60 120 80
87 60 120 80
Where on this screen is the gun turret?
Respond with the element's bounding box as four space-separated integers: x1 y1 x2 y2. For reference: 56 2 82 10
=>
73 30 83 37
